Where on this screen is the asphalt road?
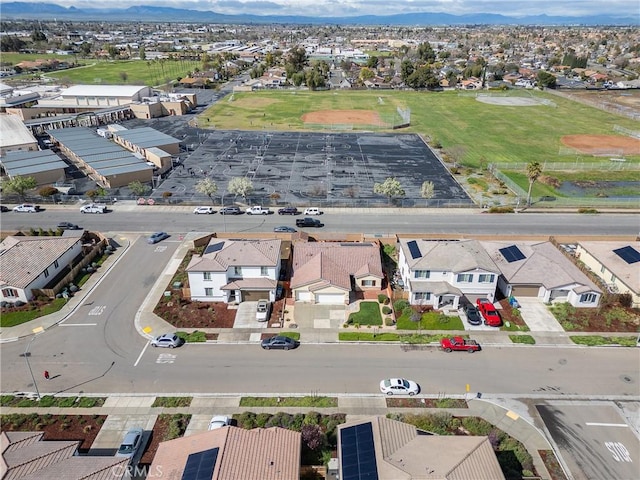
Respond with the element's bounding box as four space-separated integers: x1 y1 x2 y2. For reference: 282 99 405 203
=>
3 210 639 236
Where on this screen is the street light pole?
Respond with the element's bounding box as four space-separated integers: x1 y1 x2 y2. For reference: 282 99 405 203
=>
24 333 42 400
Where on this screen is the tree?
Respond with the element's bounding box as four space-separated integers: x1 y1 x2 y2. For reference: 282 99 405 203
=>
195 178 218 204
417 42 436 63
301 424 325 451
374 177 405 203
400 59 414 82
359 67 375 82
3 175 37 200
139 45 146 60
366 55 379 69
525 161 543 206
119 71 128 82
537 71 557 88
38 186 59 202
421 181 435 200
227 177 253 200
128 180 149 196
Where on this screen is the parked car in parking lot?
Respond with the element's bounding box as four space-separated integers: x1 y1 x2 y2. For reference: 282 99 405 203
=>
57 222 81 230
148 232 170 244
219 206 241 215
273 226 297 233
208 415 231 430
278 207 299 215
13 204 39 213
464 305 482 326
115 428 144 459
379 378 420 396
261 335 298 350
151 333 184 348
193 206 215 214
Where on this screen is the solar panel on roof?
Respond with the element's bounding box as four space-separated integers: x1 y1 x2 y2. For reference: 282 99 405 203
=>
340 422 378 480
613 246 640 264
182 448 219 480
499 245 526 263
407 240 422 259
204 242 225 255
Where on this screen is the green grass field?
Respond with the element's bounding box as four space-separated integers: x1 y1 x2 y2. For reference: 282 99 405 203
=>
45 59 201 86
203 89 640 171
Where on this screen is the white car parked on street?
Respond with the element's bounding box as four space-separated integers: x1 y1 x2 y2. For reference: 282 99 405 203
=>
80 203 106 214
193 206 215 214
13 204 39 213
303 207 322 215
379 378 420 396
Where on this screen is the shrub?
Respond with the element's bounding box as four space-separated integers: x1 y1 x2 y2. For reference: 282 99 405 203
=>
578 208 599 214
255 413 271 428
382 306 392 315
236 411 257 429
488 206 514 213
384 316 394 326
303 411 321 426
618 293 632 308
377 294 389 304
83 425 93 433
462 416 493 436
393 299 409 312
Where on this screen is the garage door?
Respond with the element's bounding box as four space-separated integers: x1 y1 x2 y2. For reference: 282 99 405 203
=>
296 291 312 302
243 290 267 302
316 293 345 304
511 285 541 297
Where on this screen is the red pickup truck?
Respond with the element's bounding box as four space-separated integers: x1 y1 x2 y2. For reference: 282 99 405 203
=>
476 298 502 327
440 336 481 353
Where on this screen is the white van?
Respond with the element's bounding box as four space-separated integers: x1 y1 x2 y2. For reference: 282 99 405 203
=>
303 207 322 215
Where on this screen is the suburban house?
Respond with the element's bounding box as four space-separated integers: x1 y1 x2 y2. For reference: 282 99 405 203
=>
187 238 281 303
1 431 128 480
149 426 301 480
575 241 639 307
290 242 384 304
0 236 84 304
397 239 500 309
337 416 505 480
481 241 602 307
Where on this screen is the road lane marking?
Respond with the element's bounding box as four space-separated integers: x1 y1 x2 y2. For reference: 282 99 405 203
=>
88 305 106 315
134 342 150 367
586 422 628 427
60 323 98 326
156 353 176 364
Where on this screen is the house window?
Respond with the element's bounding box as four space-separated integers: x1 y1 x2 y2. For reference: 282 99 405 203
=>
203 272 212 281
54 260 59 269
610 274 616 282
204 288 213 296
232 266 242 276
580 293 597 303
44 268 49 278
362 280 376 287
261 267 268 275
457 273 473 283
600 265 606 274
414 270 430 279
2 288 18 298
414 292 431 300
478 274 495 283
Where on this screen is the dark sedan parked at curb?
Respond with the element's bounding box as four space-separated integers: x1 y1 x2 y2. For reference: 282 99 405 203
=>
278 207 299 215
274 226 297 233
261 335 299 350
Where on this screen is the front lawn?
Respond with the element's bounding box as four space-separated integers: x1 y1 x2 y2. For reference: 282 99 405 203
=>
396 309 463 330
347 301 382 326
0 298 67 328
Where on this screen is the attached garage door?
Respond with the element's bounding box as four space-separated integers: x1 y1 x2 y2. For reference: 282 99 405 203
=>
296 291 312 302
315 293 345 304
511 285 541 297
243 290 267 301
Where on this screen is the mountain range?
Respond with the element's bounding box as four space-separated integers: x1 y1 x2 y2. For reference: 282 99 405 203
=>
0 2 636 26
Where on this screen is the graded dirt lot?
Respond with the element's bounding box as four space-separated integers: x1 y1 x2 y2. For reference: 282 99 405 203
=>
302 109 387 126
560 134 640 155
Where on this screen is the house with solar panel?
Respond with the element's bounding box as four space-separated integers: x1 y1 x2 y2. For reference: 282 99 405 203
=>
575 241 639 307
186 238 282 303
337 416 505 480
397 239 500 309
482 241 602 308
149 425 300 480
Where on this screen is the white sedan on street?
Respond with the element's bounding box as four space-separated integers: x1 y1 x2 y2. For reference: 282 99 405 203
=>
379 378 420 396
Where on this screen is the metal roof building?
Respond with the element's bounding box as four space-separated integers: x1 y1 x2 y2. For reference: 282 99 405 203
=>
0 150 67 185
0 114 39 156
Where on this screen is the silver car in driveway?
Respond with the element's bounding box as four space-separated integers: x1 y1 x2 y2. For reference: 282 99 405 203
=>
115 428 144 459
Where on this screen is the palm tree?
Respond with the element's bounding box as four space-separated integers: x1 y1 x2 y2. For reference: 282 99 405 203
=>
525 161 543 206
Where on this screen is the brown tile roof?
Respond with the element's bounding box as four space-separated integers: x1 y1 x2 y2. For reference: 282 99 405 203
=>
291 242 383 289
0 236 82 289
187 239 281 272
150 426 301 480
339 417 505 480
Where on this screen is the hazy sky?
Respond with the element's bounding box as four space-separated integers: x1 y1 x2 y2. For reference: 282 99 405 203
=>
17 0 640 17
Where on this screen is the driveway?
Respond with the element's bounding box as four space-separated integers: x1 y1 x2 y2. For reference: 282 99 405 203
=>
233 301 267 328
294 304 346 329
517 298 564 332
